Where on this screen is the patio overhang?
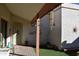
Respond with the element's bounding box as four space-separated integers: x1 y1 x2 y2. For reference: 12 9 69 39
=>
31 3 61 24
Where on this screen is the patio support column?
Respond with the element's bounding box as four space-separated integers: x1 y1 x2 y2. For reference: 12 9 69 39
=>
36 18 40 56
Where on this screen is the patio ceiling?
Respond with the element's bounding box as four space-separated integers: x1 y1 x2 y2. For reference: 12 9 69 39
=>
5 3 45 21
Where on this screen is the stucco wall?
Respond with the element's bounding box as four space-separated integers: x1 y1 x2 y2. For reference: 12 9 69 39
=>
50 6 61 49
61 7 79 49
26 24 36 46
22 22 31 45
49 4 79 50
40 14 50 46
10 15 31 45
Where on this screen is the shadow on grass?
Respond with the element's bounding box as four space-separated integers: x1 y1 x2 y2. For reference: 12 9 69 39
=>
39 47 78 56
65 50 78 56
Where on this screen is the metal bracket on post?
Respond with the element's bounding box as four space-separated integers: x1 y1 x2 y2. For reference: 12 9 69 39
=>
36 18 40 56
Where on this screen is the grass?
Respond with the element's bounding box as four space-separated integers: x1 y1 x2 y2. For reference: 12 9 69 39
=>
40 48 68 56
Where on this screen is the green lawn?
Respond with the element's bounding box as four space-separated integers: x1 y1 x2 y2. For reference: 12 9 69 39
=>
40 48 68 56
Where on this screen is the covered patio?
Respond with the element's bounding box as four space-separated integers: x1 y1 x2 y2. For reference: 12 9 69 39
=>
0 3 64 56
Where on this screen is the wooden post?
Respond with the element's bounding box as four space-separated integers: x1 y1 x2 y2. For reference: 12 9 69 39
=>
36 18 40 56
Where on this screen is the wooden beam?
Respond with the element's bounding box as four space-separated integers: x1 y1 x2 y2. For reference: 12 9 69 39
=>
36 18 40 56
31 3 61 24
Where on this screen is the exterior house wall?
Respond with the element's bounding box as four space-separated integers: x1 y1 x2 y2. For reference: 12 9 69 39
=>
10 15 31 45
9 22 23 45
61 4 79 49
27 24 36 46
22 22 31 45
50 6 61 49
40 14 50 46
50 4 79 50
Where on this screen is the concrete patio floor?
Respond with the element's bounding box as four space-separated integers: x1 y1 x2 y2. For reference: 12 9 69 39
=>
10 45 36 56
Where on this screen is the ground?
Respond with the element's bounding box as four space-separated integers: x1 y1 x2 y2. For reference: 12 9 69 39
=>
40 48 68 56
39 48 79 56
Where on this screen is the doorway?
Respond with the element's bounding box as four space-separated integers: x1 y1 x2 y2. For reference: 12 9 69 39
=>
1 18 7 47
